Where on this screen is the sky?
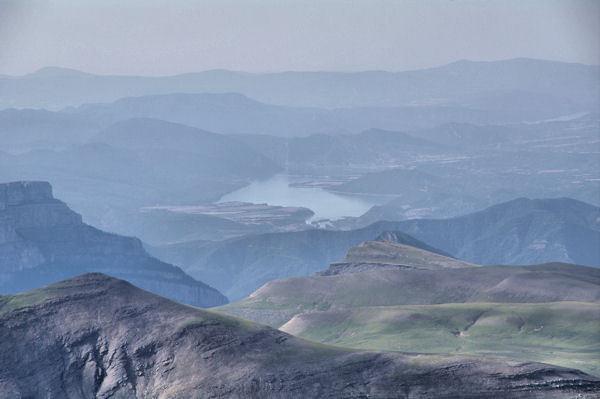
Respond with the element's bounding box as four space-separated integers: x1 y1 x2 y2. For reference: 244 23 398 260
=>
0 0 599 76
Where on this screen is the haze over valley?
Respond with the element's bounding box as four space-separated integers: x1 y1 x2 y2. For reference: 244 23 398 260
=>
1 1 599 397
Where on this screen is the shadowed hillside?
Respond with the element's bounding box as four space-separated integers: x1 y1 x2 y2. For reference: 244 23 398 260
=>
0 181 227 307
1 273 598 398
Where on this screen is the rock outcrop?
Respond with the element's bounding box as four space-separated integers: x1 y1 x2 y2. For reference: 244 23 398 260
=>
318 237 477 276
0 181 227 307
1 273 598 398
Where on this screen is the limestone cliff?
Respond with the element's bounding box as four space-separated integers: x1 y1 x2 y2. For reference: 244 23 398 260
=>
318 232 476 276
0 181 227 307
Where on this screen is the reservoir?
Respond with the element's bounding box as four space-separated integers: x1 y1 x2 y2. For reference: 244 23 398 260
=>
219 174 384 221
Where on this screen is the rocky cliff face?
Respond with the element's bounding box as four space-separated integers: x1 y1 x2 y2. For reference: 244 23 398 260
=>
0 181 227 307
1 273 598 398
318 238 477 276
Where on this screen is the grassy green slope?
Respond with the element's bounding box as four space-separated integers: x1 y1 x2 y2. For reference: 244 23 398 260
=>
279 301 600 376
217 263 600 327
217 263 600 376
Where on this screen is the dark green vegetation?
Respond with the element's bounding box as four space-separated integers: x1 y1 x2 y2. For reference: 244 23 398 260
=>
0 181 227 307
1 273 598 398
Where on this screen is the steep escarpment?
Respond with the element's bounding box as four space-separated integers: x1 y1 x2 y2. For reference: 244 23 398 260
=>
0 181 227 307
318 237 477 275
150 227 454 301
1 273 598 398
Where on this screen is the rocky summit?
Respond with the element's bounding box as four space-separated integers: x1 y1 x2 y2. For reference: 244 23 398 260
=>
0 273 598 398
318 237 478 275
0 181 227 307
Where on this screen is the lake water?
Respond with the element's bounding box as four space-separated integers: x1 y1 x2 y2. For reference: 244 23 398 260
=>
219 174 383 220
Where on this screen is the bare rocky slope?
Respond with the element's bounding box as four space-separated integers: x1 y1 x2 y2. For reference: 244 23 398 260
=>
1 273 598 398
318 235 477 275
0 181 227 307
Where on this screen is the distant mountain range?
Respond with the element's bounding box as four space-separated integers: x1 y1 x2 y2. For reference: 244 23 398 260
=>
0 91 596 237
149 197 600 301
2 59 597 115
0 118 280 232
335 151 600 225
2 56 599 397
389 197 600 267
232 128 449 171
0 108 103 153
61 92 552 136
0 181 227 307
1 272 598 398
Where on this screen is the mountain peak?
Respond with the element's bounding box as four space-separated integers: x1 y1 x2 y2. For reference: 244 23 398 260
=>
3 272 598 398
319 239 478 276
26 66 92 78
0 181 54 208
0 181 228 306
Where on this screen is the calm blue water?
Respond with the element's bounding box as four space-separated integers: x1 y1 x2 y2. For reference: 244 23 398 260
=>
219 174 382 220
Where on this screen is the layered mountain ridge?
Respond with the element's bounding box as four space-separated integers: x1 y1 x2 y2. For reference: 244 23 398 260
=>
0 181 227 307
3 58 598 113
151 197 600 301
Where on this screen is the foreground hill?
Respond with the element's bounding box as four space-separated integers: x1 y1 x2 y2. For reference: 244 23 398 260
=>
280 301 600 377
218 255 600 376
1 273 598 398
219 262 600 327
0 181 227 307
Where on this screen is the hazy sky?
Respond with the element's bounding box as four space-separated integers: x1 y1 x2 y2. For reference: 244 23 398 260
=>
1 0 598 76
